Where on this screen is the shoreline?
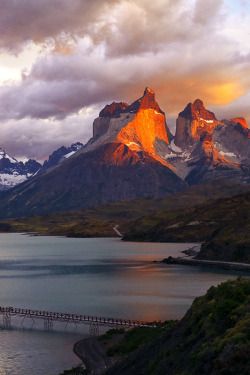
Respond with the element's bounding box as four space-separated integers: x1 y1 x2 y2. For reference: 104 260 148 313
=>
73 336 117 374
161 257 250 273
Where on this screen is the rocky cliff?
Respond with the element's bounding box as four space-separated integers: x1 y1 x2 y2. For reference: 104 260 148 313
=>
185 132 247 185
85 87 172 157
212 119 250 165
162 99 250 184
175 99 220 148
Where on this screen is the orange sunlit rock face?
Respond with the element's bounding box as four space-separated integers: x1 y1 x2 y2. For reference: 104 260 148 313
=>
117 87 169 154
231 118 248 130
88 142 173 170
117 109 169 153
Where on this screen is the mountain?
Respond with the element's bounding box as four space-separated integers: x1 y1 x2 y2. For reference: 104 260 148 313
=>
0 88 249 219
175 98 220 148
0 148 41 191
184 132 247 185
106 278 250 375
84 87 173 155
0 88 186 219
0 142 84 191
212 118 250 165
42 142 83 170
158 99 250 183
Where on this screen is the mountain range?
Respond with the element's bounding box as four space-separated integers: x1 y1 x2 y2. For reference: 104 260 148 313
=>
0 142 83 191
0 87 249 219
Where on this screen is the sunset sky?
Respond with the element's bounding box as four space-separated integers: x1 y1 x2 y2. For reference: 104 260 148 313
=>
0 0 249 161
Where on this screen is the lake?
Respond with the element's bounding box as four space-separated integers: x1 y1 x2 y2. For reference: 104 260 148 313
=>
0 234 246 375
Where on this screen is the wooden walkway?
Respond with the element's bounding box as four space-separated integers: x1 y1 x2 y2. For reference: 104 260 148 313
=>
0 306 155 332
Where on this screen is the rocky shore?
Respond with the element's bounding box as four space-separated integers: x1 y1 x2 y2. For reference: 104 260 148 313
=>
162 256 250 272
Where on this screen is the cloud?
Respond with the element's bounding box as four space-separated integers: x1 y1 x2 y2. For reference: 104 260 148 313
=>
1 30 249 122
0 0 249 160
193 0 224 25
0 108 97 161
0 0 227 57
0 0 119 53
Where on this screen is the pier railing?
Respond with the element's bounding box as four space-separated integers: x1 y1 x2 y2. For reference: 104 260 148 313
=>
0 306 156 332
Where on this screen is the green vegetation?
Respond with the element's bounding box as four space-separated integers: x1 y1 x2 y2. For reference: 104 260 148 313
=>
106 278 250 375
123 191 250 263
186 277 250 374
0 180 248 239
99 328 125 341
100 322 176 358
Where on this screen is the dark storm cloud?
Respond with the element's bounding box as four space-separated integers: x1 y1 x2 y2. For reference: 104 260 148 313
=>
1 110 97 161
0 0 120 53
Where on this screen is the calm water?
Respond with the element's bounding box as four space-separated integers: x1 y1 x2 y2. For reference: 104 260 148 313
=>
0 234 246 375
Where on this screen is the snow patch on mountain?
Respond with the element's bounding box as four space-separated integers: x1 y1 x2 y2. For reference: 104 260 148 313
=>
42 142 83 170
0 148 17 164
62 151 75 159
169 140 182 153
0 173 28 189
164 152 177 158
0 142 83 191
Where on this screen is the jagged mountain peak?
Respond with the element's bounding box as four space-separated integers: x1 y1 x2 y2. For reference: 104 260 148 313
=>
99 102 129 118
0 147 41 191
124 87 164 115
175 99 220 148
0 148 18 163
220 118 249 138
231 117 248 129
42 142 83 170
0 87 249 218
88 88 171 156
179 99 217 122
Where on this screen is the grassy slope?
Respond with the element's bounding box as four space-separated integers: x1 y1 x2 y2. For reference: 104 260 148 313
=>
0 180 248 238
123 191 250 263
106 278 250 375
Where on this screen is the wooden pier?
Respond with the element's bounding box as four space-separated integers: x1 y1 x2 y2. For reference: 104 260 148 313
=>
0 306 155 333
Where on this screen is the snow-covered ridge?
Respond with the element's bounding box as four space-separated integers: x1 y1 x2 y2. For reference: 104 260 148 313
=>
0 148 17 164
0 142 84 191
42 142 83 170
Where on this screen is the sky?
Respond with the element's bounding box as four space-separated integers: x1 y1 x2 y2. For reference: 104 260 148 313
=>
0 0 250 161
